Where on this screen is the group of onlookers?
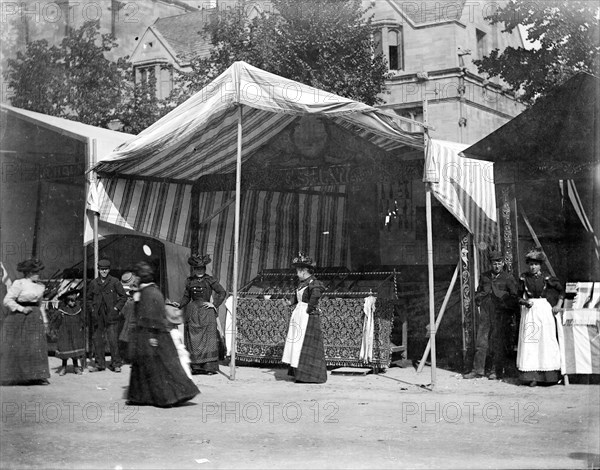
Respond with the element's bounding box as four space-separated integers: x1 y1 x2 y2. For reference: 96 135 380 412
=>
464 248 565 387
4 246 558 409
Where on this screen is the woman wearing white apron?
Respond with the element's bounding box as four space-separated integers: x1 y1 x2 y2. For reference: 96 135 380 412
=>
516 249 564 387
282 253 327 383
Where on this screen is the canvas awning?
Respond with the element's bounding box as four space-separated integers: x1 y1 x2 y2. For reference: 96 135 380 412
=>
94 61 424 182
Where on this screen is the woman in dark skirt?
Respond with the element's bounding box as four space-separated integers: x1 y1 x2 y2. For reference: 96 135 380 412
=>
174 254 226 375
282 253 327 384
127 262 199 407
1 258 50 385
516 248 564 387
55 289 85 375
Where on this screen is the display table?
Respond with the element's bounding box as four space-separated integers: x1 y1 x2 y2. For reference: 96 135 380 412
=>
556 309 600 378
235 297 394 369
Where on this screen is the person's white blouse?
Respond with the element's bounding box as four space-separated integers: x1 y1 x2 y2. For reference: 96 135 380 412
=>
3 278 45 313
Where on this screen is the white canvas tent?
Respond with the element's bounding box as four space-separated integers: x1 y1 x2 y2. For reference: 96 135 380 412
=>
0 103 134 281
92 61 496 384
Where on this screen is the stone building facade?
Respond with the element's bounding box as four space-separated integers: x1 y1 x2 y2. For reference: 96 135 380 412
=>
128 0 526 143
2 0 526 140
0 0 199 102
370 0 526 143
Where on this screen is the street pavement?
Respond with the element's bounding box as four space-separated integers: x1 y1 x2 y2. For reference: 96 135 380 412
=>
1 356 599 469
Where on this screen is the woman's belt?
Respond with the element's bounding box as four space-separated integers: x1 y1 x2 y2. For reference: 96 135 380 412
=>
17 301 39 307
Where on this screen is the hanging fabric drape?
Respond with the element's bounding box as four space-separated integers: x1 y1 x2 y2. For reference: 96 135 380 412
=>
359 296 377 362
559 179 600 260
425 139 498 249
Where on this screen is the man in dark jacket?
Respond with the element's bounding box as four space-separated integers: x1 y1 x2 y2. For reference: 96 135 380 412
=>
87 259 127 372
464 251 518 380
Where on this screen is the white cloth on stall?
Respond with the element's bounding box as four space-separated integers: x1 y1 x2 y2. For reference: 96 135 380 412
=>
224 296 235 356
360 296 377 362
281 287 309 368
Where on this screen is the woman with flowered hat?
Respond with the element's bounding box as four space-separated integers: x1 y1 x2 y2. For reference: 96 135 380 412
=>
174 254 226 375
1 258 50 385
516 248 564 387
282 253 327 383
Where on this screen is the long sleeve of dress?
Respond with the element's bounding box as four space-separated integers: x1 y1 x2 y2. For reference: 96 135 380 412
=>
209 279 226 308
3 282 24 312
306 282 324 314
178 283 191 308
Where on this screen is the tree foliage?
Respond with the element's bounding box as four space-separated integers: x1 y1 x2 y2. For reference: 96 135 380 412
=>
171 0 388 106
474 0 600 104
4 21 164 131
115 66 170 135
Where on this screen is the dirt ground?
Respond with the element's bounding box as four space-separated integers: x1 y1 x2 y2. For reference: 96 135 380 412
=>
1 356 599 470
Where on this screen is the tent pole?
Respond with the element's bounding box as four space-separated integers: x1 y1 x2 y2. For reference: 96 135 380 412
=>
426 185 437 387
84 138 98 369
93 139 99 280
422 96 436 388
82 138 91 369
230 105 242 380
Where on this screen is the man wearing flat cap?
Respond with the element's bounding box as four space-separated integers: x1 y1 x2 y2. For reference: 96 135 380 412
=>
86 259 127 372
464 250 518 380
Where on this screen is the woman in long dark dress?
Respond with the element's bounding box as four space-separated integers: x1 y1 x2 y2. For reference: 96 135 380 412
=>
516 248 563 387
1 258 50 385
175 254 226 375
127 262 200 407
282 253 328 384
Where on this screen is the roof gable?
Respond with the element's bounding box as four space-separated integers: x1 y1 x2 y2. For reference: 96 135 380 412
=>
153 10 213 63
130 27 179 65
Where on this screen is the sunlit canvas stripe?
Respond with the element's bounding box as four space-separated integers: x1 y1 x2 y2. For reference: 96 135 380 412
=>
96 177 193 245
428 140 498 248
189 189 348 290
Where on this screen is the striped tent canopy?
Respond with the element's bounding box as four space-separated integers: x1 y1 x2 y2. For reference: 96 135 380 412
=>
90 62 427 287
93 61 424 182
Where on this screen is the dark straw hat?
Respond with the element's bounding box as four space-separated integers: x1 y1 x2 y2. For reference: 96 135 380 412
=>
291 252 316 269
188 254 211 268
525 248 547 264
59 288 80 301
16 258 44 274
